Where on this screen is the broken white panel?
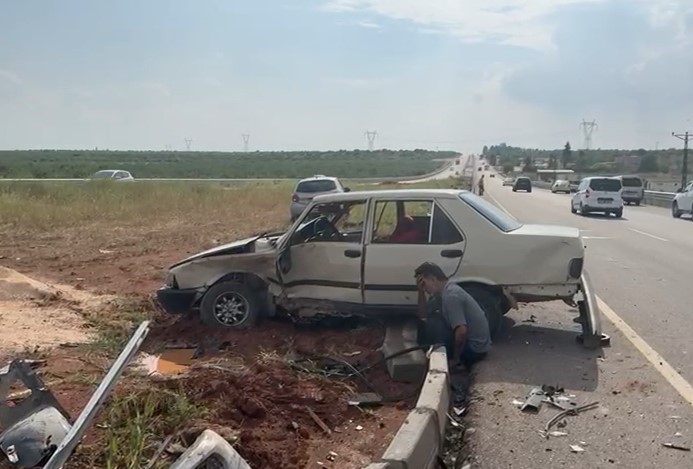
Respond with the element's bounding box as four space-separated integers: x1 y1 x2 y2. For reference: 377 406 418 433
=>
169 429 251 469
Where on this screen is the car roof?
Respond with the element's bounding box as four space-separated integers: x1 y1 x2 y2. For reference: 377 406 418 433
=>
297 175 339 183
314 188 469 203
582 176 619 180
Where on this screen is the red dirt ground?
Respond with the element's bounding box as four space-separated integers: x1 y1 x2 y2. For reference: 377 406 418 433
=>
0 218 418 468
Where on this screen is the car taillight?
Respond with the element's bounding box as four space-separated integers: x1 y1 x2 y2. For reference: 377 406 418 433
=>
292 194 299 202
585 188 591 198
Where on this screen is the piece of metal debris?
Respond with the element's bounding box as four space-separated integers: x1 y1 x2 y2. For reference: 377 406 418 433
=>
662 443 691 452
521 387 545 412
545 401 600 432
570 444 585 453
512 399 524 407
306 406 332 436
326 451 338 461
169 429 252 469
355 425 363 431
549 431 568 437
453 406 467 416
343 351 361 357
347 392 383 407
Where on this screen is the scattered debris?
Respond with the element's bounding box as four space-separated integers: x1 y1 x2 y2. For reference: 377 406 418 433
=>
343 351 361 357
355 425 364 431
662 443 691 452
543 398 567 411
512 399 524 407
570 444 585 453
453 406 467 416
169 429 252 469
521 387 545 412
347 392 383 407
306 406 332 436
675 432 683 438
545 401 600 433
523 315 537 323
98 249 114 254
326 451 338 462
549 431 568 437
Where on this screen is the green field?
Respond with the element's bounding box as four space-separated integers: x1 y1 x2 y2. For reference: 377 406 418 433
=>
0 149 457 179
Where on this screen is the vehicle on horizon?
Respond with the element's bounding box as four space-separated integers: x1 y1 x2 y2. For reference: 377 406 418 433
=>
551 179 571 194
512 177 532 192
157 188 599 344
571 176 623 217
615 175 644 205
672 181 693 218
289 175 349 221
502 177 514 186
87 170 134 181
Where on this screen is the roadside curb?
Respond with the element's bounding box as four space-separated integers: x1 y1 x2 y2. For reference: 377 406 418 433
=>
362 347 450 469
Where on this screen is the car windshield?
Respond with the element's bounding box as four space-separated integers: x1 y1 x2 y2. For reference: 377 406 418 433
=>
621 177 642 187
91 171 115 179
589 178 621 191
296 179 337 193
459 192 522 232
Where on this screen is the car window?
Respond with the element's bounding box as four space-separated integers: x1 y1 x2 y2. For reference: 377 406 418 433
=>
293 200 366 244
589 178 621 192
372 200 432 244
458 192 522 232
296 179 337 193
92 170 115 179
620 177 642 187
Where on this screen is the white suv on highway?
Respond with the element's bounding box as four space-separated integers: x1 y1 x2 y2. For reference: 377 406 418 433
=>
290 175 349 221
672 181 693 218
571 177 624 217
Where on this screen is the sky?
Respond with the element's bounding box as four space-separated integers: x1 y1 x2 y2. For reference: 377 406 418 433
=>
1 0 692 153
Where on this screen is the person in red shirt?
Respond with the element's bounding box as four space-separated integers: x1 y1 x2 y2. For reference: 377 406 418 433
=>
389 215 420 243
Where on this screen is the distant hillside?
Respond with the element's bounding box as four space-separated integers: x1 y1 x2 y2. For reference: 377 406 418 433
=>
0 149 457 179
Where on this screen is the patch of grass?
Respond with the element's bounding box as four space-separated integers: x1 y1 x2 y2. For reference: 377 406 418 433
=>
101 386 201 469
83 297 155 356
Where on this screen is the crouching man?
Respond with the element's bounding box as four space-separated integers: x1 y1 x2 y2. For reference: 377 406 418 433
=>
415 262 491 371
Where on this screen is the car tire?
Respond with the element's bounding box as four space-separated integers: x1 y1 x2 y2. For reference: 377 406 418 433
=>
672 202 682 218
615 209 623 218
571 202 577 214
512 188 517 192
635 200 641 206
580 203 587 216
464 285 503 338
527 189 532 193
199 281 260 329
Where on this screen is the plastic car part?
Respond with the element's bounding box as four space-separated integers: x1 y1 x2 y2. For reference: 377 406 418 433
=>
577 271 603 349
0 360 72 467
169 429 252 469
43 321 151 469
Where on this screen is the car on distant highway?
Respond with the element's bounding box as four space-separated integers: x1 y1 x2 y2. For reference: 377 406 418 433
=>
157 188 597 342
571 176 623 217
551 180 571 194
672 181 693 218
569 180 580 193
88 170 134 181
512 177 532 192
502 177 514 186
489 173 495 178
615 175 644 206
289 175 349 221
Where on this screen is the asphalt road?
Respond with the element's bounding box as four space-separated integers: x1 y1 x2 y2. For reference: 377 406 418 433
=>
463 174 693 469
486 176 693 381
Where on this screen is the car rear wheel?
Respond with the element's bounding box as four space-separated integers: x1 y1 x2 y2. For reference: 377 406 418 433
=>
672 202 682 218
200 282 260 329
464 286 503 338
614 208 623 218
635 200 641 206
571 202 577 214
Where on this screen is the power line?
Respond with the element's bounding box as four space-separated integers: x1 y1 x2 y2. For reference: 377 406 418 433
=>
579 119 598 150
365 130 378 151
672 130 691 190
184 138 192 151
242 134 251 152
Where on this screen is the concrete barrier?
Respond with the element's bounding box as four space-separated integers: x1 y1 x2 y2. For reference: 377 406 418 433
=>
362 347 450 469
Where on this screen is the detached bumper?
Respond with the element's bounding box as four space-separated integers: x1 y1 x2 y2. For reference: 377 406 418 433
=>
578 271 603 349
156 286 201 314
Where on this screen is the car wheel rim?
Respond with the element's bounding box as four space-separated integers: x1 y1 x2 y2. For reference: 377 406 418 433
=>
213 292 250 326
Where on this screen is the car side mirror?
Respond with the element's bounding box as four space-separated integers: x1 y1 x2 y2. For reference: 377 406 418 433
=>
344 187 351 193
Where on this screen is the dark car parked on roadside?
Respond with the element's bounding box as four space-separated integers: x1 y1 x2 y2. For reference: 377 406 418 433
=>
512 177 532 193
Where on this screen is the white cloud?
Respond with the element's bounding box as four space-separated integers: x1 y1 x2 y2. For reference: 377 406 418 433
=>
0 69 22 86
324 0 610 49
357 20 381 29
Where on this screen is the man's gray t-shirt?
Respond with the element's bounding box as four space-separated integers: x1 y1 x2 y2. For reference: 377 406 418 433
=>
441 281 491 354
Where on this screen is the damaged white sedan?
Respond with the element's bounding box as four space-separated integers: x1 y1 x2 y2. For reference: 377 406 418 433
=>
157 189 603 347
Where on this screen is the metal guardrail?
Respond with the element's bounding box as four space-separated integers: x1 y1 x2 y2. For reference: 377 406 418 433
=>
531 180 676 208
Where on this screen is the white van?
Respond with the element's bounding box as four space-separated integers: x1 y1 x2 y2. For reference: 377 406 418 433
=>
615 175 644 205
571 177 624 217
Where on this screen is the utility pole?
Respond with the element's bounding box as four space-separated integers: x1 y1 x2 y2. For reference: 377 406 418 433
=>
579 119 598 150
672 131 690 190
242 134 250 152
184 138 192 151
365 130 377 151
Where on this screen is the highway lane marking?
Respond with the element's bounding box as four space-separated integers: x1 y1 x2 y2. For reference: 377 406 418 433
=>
488 188 693 407
598 298 693 406
629 228 669 242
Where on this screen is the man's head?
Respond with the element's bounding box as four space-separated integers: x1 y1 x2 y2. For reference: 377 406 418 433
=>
414 262 448 295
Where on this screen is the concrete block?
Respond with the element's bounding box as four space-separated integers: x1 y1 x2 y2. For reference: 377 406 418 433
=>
427 347 448 374
381 408 440 469
383 321 426 383
415 371 450 436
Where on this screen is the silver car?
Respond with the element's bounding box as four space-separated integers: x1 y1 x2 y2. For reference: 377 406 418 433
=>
88 170 134 181
289 175 349 221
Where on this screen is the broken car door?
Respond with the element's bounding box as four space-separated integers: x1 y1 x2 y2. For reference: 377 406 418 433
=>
276 199 367 305
363 198 466 306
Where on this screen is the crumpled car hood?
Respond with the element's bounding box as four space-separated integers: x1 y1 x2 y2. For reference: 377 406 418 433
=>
170 235 264 268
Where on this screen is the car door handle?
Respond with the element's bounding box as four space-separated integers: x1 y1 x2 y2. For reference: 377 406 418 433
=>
344 249 362 258
440 249 463 258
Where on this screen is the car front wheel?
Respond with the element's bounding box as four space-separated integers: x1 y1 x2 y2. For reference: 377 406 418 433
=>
672 202 682 218
200 282 260 329
614 208 623 218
